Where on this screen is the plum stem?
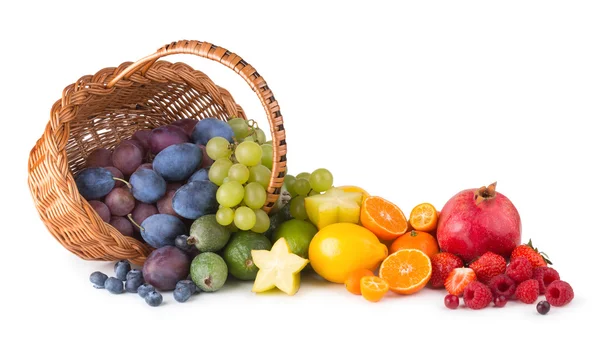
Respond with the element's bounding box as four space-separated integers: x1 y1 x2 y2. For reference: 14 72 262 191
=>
113 177 132 189
474 182 497 205
127 214 143 231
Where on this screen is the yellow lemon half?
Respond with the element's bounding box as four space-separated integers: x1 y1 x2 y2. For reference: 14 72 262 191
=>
308 223 388 283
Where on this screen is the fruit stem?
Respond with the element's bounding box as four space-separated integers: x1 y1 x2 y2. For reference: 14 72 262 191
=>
474 182 497 205
127 214 143 231
187 236 197 246
527 239 553 265
113 177 132 189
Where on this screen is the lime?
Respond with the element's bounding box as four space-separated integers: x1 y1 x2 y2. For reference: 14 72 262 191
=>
189 215 231 252
190 252 228 292
223 231 272 280
272 219 318 259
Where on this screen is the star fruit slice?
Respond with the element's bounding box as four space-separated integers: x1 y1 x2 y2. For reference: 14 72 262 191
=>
304 187 363 230
251 238 309 296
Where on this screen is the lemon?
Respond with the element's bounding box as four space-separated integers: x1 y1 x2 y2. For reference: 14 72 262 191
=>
304 188 362 230
308 223 388 283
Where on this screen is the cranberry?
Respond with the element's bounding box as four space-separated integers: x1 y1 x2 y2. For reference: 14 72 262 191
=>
537 301 551 315
444 294 459 309
494 295 507 307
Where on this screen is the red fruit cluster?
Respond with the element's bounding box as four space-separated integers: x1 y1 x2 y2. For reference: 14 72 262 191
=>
443 240 574 311
469 252 506 284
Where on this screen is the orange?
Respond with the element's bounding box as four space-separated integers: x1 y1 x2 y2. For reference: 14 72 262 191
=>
360 276 389 302
379 249 432 295
389 230 439 258
409 203 438 233
345 269 375 295
360 196 408 241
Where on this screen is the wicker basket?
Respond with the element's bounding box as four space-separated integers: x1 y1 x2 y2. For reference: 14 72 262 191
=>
28 40 287 265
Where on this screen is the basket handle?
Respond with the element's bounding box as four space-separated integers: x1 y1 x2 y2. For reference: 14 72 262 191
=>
107 40 286 211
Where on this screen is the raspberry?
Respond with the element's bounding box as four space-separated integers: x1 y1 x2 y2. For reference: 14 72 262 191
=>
488 274 516 298
545 280 574 307
532 267 560 294
506 257 533 283
469 252 506 284
515 279 539 304
463 281 493 310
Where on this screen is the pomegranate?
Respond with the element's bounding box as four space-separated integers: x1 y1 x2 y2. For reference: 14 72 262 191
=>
437 182 521 263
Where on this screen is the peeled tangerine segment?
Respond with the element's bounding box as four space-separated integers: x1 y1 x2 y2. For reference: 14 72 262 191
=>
251 238 309 296
304 188 363 229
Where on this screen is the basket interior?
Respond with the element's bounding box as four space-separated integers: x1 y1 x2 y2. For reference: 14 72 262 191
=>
66 81 234 175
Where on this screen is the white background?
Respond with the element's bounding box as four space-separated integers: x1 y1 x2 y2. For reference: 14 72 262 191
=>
2 1 599 349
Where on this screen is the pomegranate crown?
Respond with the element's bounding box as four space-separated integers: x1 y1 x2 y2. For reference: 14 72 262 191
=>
474 182 497 205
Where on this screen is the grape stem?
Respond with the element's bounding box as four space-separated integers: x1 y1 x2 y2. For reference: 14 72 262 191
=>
126 214 143 231
246 119 259 143
113 177 132 189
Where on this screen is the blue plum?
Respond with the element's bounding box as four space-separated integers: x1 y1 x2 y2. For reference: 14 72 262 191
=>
140 214 187 248
75 167 115 200
172 180 218 219
142 246 190 291
129 169 166 203
191 118 235 145
153 143 202 182
187 168 209 183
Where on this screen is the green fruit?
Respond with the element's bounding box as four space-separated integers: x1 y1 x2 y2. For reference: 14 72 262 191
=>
264 203 292 240
190 252 228 292
272 219 317 259
223 231 272 281
189 215 231 252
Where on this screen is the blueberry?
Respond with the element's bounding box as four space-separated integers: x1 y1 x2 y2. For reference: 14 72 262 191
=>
174 285 192 303
176 280 198 295
125 277 144 293
145 291 163 307
137 283 155 298
90 271 108 289
114 260 131 281
126 269 143 281
104 277 124 294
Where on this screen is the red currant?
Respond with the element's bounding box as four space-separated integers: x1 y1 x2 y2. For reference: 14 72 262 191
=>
444 294 459 309
494 295 508 307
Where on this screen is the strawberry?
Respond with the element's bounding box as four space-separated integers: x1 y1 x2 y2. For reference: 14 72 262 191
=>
510 239 551 268
444 268 477 296
430 252 464 288
469 252 506 284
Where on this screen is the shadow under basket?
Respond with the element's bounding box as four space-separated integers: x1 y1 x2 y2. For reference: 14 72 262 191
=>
28 40 287 265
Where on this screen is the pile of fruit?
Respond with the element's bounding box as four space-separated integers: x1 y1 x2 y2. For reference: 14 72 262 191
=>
80 117 574 313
